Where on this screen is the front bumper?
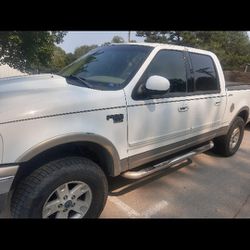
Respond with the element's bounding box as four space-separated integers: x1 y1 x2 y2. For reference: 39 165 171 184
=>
0 165 19 214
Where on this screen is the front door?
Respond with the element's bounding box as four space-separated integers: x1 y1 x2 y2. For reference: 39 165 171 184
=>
125 49 192 165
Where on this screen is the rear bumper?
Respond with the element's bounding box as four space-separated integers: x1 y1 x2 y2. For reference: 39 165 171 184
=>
0 164 19 214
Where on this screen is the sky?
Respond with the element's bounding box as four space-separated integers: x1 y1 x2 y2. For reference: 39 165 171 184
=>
58 31 144 53
59 31 250 53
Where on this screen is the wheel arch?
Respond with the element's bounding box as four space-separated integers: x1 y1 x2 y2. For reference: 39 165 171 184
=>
10 133 126 196
230 106 249 128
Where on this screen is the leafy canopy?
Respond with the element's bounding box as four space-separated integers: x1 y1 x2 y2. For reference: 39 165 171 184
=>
0 31 66 72
136 31 250 70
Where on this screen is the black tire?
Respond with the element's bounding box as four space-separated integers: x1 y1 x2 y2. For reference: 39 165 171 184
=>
212 117 245 157
11 157 108 218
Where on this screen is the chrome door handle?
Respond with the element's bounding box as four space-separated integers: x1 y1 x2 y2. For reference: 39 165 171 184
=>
178 105 189 112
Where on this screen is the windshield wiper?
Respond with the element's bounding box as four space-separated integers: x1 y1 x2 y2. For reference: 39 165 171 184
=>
67 75 93 88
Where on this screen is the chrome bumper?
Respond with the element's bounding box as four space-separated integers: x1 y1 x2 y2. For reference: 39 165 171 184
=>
0 165 19 195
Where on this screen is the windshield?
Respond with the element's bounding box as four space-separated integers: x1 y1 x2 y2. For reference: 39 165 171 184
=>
59 45 153 90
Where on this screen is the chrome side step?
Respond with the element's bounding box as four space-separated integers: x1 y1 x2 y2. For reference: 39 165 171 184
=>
122 141 214 180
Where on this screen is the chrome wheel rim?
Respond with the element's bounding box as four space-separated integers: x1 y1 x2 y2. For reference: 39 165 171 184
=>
229 127 240 150
42 181 92 218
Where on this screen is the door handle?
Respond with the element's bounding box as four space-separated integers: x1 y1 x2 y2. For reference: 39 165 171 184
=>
215 101 221 106
178 105 189 112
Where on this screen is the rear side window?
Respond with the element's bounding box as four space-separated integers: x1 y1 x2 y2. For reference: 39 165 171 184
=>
189 53 219 93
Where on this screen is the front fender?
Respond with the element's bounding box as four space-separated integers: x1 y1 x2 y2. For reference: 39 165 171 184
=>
16 133 123 176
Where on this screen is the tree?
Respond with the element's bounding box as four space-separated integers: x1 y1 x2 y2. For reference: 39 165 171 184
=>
111 36 125 43
136 31 250 70
74 45 98 59
49 46 67 73
0 31 67 73
136 31 169 43
65 53 76 66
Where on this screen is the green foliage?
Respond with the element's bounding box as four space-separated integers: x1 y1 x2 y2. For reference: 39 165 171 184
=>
65 53 76 66
49 46 68 73
74 45 98 58
0 31 66 73
111 36 125 43
136 31 250 70
42 44 98 73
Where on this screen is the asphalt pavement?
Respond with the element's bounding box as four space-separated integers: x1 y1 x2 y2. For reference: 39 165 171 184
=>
101 125 250 218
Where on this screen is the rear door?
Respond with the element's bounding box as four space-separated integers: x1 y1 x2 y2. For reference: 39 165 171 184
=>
185 52 226 136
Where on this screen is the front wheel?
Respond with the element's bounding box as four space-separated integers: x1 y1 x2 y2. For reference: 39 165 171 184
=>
11 157 108 218
213 117 245 157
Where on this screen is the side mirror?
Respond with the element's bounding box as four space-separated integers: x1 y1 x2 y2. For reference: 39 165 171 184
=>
145 75 170 92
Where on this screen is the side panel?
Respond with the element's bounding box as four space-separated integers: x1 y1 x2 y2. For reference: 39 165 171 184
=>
223 89 250 126
184 94 227 137
0 91 128 167
126 98 192 157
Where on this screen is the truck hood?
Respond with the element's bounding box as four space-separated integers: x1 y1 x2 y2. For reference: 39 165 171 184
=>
0 74 125 124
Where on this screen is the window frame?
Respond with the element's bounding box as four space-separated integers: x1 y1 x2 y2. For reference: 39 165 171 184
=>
132 49 189 100
187 52 221 95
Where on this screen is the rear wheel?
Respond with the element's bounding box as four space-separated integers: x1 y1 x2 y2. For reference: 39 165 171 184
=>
213 117 245 157
11 157 108 218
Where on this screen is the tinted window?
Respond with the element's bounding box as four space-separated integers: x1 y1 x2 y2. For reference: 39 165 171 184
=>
190 53 219 92
144 50 187 94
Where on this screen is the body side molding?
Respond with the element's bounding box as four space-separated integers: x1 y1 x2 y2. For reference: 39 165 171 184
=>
128 126 228 169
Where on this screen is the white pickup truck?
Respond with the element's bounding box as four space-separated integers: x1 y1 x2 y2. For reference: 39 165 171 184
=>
0 43 250 218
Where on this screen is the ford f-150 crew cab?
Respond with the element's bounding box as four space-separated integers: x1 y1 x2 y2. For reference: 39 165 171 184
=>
0 43 250 218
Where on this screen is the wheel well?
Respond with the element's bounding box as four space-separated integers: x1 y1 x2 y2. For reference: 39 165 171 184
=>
11 142 114 192
237 109 249 124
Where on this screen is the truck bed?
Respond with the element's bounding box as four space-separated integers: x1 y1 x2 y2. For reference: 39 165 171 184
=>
226 81 250 91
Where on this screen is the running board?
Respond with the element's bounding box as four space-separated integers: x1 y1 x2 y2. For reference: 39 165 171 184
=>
122 141 214 180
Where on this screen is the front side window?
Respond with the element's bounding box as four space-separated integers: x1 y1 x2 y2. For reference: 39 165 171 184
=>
59 45 153 90
189 53 219 93
133 50 187 99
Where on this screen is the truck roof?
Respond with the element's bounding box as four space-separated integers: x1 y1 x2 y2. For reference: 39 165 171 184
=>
111 42 214 56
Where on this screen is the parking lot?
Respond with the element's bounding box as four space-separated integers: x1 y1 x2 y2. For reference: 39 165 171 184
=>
101 125 250 218
1 126 250 218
